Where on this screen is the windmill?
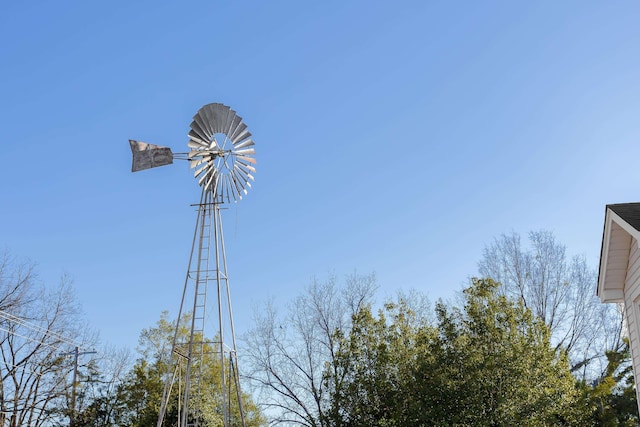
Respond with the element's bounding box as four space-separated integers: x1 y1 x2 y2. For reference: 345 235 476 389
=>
130 103 256 427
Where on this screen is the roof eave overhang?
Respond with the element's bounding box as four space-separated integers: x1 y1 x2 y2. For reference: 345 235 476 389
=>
598 208 640 303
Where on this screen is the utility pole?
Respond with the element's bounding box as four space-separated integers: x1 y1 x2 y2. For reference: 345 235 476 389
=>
61 346 97 427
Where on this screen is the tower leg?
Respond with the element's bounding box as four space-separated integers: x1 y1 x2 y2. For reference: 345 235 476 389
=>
156 188 245 427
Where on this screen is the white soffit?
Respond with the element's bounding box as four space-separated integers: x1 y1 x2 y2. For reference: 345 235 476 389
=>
598 208 640 303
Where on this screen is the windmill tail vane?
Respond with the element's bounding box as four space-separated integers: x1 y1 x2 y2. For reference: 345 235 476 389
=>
130 139 195 172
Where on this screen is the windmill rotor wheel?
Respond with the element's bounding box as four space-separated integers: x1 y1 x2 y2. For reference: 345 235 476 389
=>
187 103 256 203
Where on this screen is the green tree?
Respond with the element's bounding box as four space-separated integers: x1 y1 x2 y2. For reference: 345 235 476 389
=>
324 300 431 426
115 312 265 427
428 278 586 425
582 338 639 426
325 278 589 426
479 230 638 423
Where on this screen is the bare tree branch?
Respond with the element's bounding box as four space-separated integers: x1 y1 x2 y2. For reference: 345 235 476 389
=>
242 272 377 426
478 230 622 380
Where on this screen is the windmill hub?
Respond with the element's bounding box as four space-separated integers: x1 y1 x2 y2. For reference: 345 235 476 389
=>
213 149 232 157
189 148 231 158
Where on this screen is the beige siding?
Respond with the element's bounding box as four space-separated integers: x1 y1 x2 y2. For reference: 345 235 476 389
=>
624 238 640 405
627 239 640 289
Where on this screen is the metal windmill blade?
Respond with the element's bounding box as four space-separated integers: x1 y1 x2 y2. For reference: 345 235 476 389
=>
130 103 256 427
187 103 256 201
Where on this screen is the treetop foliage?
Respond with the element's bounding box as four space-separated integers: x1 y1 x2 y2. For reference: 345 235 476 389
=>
244 262 638 426
324 278 588 426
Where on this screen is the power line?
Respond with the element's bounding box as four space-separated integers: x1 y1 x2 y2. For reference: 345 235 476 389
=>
0 309 83 350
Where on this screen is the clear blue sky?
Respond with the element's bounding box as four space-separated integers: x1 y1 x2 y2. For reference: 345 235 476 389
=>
1 1 640 350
